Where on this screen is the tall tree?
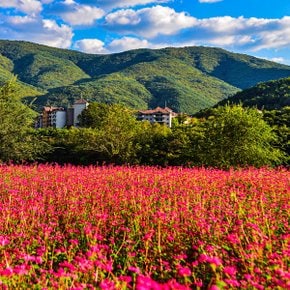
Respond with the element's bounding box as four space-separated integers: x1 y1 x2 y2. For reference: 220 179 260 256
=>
0 78 49 162
78 102 140 164
196 104 284 168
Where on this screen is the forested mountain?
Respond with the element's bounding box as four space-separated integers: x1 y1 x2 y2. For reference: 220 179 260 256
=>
1 40 290 113
217 77 290 110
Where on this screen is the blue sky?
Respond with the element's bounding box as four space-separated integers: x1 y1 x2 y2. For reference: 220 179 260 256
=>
0 0 290 64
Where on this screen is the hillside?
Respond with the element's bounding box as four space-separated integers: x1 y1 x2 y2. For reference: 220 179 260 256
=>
1 40 290 113
217 77 290 110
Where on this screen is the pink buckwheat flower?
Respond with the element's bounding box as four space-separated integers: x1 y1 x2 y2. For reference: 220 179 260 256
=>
178 266 192 277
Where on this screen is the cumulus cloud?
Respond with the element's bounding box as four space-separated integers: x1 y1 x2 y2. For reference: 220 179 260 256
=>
108 36 151 52
0 15 73 48
269 57 286 64
49 0 104 26
105 5 196 38
105 9 290 53
74 38 108 53
250 17 290 51
187 16 290 51
73 37 152 54
81 0 170 10
0 0 42 15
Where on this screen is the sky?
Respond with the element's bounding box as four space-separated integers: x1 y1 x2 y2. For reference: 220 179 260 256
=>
0 0 290 64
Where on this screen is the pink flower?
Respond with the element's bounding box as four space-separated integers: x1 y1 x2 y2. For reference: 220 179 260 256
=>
226 233 240 244
178 266 191 277
198 254 208 263
136 275 161 290
128 266 141 274
0 236 9 246
223 266 237 276
119 275 132 283
225 279 240 287
194 279 203 287
209 285 219 290
99 279 115 290
206 256 222 267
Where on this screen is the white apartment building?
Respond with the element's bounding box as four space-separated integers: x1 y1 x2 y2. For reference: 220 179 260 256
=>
137 107 177 127
36 99 88 128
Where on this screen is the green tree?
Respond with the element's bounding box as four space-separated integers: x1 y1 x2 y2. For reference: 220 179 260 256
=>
78 102 110 129
135 122 172 166
0 78 50 162
196 104 284 168
78 102 140 164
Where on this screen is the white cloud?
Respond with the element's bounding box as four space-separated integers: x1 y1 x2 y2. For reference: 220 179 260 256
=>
0 0 42 15
73 37 151 54
190 16 290 51
250 17 290 51
0 15 73 48
269 57 285 63
83 0 170 10
53 1 105 26
257 55 290 65
105 5 197 38
7 15 36 25
106 9 141 25
74 38 108 53
103 10 290 52
108 36 150 52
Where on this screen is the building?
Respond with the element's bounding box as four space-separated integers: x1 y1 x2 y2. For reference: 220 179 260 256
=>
72 98 89 127
36 106 66 128
137 107 177 127
36 99 88 128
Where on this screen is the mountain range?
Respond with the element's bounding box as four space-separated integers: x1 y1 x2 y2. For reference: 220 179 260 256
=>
1 40 290 114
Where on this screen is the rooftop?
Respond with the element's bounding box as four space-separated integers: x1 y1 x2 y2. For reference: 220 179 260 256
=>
74 98 88 105
138 107 175 115
43 106 65 112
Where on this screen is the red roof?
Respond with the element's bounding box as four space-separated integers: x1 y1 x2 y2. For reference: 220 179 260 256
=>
74 98 88 104
138 107 174 115
43 106 64 112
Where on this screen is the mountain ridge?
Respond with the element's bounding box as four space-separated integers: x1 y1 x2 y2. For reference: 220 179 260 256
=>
1 40 290 113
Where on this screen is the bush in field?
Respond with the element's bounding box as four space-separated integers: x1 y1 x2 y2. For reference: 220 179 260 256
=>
0 165 289 289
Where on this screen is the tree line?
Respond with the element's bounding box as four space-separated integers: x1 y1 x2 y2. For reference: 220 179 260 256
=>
0 80 288 168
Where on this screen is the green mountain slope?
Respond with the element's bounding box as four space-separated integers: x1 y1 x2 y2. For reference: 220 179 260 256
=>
0 53 42 99
1 40 290 113
217 77 290 110
36 56 238 113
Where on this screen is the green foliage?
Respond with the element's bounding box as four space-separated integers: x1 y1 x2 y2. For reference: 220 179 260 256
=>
13 53 89 90
218 77 290 110
263 107 290 164
37 104 286 167
0 79 50 162
78 103 141 163
134 122 172 166
194 105 284 168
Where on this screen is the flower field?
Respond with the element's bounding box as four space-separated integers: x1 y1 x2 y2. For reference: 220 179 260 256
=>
0 165 289 289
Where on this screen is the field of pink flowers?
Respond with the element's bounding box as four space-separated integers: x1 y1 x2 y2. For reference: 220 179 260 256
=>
0 165 289 289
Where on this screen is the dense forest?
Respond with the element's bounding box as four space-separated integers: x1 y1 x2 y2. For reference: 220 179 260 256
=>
1 40 290 114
